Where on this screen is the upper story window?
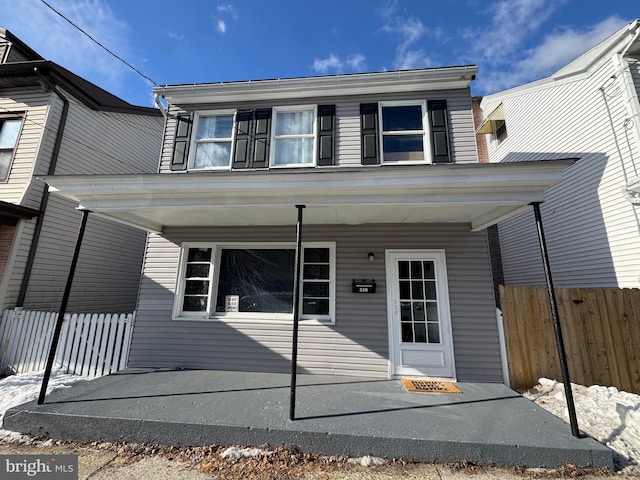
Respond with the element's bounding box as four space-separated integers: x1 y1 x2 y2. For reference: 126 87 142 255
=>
380 102 427 164
360 100 450 166
190 112 235 169
271 106 317 167
476 104 507 147
0 118 22 181
494 119 507 144
171 105 335 172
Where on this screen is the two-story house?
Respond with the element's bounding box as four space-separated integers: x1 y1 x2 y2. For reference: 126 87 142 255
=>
478 19 640 290
44 67 572 381
0 27 163 313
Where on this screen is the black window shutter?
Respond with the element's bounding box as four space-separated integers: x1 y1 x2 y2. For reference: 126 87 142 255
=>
427 100 451 163
252 108 272 168
317 105 336 166
360 103 379 165
171 112 193 171
233 110 253 169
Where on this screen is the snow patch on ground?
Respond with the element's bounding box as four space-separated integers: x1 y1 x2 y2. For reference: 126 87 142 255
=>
525 378 640 475
220 446 273 461
0 369 85 443
347 455 387 467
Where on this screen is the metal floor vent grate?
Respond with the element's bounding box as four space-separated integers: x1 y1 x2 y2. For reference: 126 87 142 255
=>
401 378 462 393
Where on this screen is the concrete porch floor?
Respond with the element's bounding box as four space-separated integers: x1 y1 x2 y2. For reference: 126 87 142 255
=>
3 369 612 469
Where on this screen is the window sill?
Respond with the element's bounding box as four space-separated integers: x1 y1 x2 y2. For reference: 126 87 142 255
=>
172 314 335 325
269 163 317 169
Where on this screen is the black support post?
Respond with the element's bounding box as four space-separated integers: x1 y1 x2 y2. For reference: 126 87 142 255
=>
38 209 90 405
531 202 580 437
289 205 305 421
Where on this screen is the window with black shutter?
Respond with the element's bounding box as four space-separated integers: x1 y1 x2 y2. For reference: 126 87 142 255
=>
360 103 379 165
170 112 193 171
361 100 452 165
317 105 335 166
427 100 451 163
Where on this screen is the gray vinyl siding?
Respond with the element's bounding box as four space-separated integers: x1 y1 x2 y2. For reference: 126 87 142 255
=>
129 223 501 382
158 89 477 172
0 90 55 206
1 88 163 312
483 56 640 288
53 95 163 175
20 195 147 313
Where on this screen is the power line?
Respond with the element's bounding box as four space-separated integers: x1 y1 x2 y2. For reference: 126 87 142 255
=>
39 0 159 87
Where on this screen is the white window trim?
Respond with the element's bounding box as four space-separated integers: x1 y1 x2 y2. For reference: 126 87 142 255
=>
378 100 430 165
173 242 336 324
0 116 23 183
187 110 236 171
269 105 318 168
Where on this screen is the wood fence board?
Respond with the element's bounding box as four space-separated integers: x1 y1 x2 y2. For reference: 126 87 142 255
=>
619 289 640 391
501 286 640 393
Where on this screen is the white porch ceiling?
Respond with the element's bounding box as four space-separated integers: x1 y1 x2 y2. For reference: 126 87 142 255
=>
42 161 575 233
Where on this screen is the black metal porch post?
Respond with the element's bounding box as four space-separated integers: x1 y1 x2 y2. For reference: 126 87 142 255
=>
289 204 305 421
531 202 580 437
38 209 90 405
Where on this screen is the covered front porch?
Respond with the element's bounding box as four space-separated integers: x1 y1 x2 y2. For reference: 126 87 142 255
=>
4 368 613 469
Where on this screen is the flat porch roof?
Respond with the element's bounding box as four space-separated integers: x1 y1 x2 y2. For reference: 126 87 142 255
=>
4 369 612 469
41 161 576 233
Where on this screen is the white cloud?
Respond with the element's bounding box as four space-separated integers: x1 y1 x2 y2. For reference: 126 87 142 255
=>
217 3 238 18
312 54 343 74
312 53 367 74
346 54 366 70
379 2 435 70
0 0 135 93
394 50 433 70
519 16 627 73
213 3 237 34
476 15 628 94
168 32 184 41
465 0 567 64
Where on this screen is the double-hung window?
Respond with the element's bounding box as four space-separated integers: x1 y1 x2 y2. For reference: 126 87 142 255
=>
0 118 22 181
270 106 316 167
379 102 428 164
175 242 335 323
190 112 235 169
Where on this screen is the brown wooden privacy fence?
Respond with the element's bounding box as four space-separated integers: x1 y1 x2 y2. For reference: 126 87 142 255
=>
499 285 640 393
0 308 133 377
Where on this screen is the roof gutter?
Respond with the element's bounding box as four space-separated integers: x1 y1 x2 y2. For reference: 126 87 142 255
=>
17 67 70 307
156 66 478 105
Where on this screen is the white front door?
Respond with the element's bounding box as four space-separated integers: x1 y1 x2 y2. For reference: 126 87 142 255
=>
386 250 456 379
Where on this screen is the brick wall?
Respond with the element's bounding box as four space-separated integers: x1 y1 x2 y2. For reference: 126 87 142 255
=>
471 96 489 164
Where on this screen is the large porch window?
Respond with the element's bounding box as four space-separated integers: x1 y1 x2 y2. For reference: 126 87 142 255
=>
175 242 335 323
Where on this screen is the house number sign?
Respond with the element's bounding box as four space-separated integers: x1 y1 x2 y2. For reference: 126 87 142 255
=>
352 279 376 293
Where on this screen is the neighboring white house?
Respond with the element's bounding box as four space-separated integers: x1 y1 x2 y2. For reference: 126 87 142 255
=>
45 67 571 382
0 27 164 313
479 19 640 288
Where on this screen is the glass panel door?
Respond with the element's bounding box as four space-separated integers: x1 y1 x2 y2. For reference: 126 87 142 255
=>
398 260 440 344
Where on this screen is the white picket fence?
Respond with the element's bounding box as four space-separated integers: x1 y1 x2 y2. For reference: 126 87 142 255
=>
0 308 134 378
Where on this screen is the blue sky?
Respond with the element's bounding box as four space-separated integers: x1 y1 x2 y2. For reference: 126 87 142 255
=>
0 0 637 107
